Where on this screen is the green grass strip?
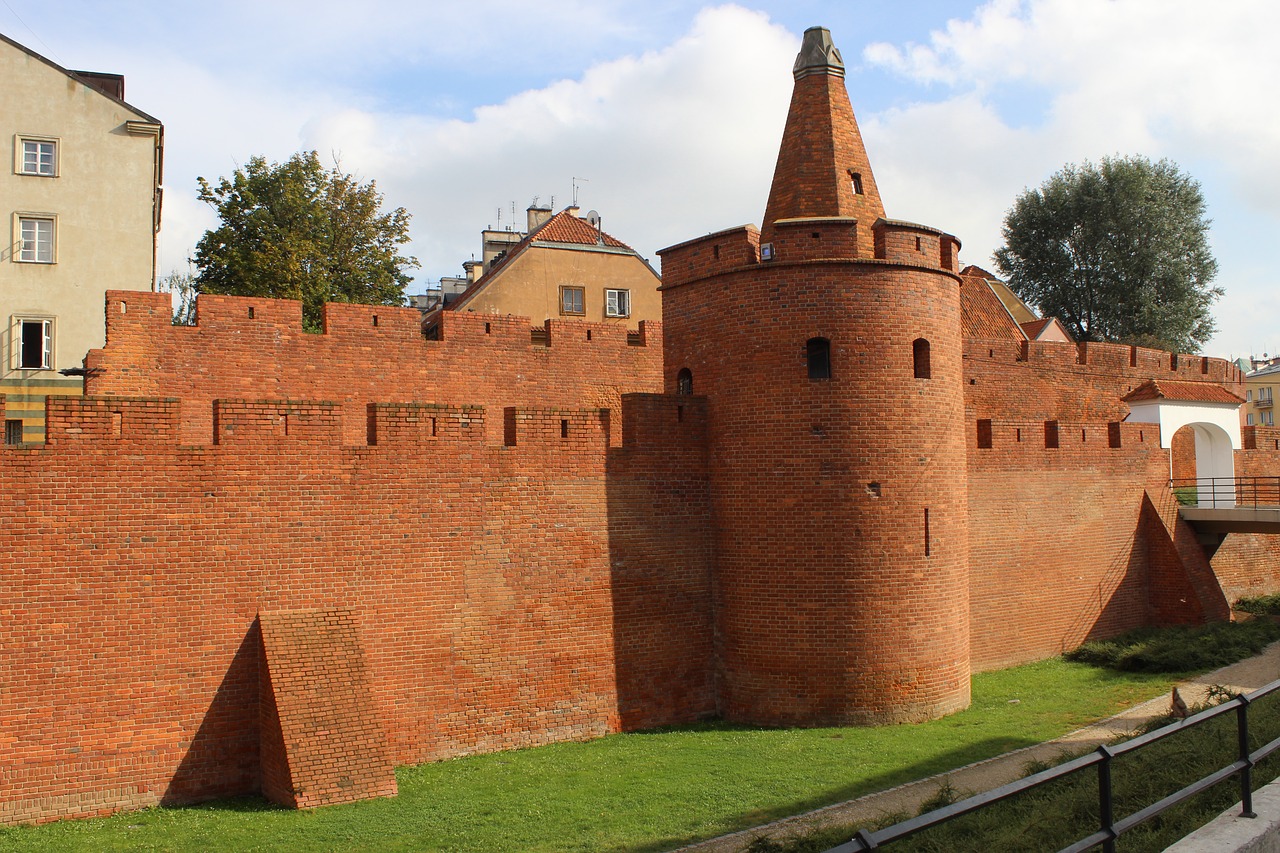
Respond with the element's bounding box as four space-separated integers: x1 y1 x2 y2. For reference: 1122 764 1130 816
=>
0 659 1182 852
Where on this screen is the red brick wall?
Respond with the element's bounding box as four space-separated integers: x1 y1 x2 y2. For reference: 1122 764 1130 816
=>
85 292 663 446
0 393 714 824
662 255 971 726
258 609 397 809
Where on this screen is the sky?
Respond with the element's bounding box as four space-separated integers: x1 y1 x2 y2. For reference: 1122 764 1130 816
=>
3 0 1277 359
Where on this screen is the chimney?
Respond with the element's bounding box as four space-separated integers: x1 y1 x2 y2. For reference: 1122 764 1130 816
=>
526 205 553 232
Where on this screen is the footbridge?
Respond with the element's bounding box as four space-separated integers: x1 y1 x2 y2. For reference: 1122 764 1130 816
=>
1173 477 1280 551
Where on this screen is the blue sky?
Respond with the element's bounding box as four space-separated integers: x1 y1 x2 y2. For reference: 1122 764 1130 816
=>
4 0 1276 358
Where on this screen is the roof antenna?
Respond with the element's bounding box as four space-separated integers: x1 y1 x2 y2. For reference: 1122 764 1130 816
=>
572 176 588 208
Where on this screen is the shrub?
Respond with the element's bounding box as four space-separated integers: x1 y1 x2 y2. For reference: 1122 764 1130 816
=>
1064 621 1280 673
1234 594 1280 616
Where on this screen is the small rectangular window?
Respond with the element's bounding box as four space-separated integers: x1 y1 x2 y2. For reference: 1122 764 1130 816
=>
605 288 630 318
4 419 23 445
17 137 57 176
1248 413 1256 425
560 286 585 316
16 216 55 263
14 317 53 369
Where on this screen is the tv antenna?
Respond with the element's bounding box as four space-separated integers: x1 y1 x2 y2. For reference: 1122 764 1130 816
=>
572 176 589 208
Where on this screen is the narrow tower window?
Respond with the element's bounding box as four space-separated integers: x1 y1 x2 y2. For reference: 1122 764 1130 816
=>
676 368 693 395
913 338 931 379
849 171 864 195
806 338 831 380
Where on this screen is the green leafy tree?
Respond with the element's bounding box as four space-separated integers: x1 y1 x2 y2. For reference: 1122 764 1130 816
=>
157 269 197 326
193 151 418 331
994 155 1221 352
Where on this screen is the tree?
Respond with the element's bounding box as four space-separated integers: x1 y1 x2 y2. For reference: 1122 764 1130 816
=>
994 155 1221 353
157 269 197 326
193 151 418 331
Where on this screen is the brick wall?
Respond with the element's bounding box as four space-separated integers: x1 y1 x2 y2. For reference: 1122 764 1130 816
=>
0 392 713 824
85 292 663 446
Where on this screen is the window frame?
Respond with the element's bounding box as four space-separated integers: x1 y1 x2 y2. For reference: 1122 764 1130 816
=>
15 135 58 177
12 315 54 371
605 288 631 318
14 214 57 264
559 285 585 316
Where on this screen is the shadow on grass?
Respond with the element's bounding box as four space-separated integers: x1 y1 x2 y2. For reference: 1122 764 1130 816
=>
622 734 1039 853
162 795 284 815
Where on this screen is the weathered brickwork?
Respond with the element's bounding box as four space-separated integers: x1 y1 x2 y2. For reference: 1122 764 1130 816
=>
5 23 1280 827
259 609 397 809
0 392 714 823
85 292 663 446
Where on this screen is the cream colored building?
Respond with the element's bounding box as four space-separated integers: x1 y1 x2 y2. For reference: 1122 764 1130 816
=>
1244 357 1280 428
1 33 162 443
424 206 661 329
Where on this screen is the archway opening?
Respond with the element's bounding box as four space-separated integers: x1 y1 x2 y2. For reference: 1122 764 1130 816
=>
1171 422 1236 508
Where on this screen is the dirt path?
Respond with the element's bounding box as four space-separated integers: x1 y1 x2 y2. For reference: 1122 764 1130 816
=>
677 642 1280 852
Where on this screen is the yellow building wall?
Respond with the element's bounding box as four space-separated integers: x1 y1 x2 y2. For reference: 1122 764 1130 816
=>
1 40 160 441
459 245 661 326
1244 373 1277 427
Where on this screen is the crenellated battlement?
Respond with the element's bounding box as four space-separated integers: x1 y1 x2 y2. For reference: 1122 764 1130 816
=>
45 396 181 445
213 400 342 445
966 337 1245 386
1 394 707 457
87 291 664 446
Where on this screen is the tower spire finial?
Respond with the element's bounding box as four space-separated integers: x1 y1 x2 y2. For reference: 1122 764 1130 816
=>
793 26 845 79
761 26 885 253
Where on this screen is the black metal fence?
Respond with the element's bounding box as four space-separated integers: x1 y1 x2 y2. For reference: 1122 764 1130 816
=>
1170 476 1280 509
826 678 1280 852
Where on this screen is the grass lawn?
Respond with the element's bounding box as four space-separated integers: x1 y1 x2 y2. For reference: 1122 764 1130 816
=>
0 660 1185 852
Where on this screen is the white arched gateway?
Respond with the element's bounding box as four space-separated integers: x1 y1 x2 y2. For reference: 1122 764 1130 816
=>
1124 380 1244 507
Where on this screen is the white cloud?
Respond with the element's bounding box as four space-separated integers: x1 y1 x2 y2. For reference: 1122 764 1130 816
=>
860 0 1280 355
293 5 798 280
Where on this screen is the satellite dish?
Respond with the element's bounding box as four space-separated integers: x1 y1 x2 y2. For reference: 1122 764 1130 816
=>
586 210 601 228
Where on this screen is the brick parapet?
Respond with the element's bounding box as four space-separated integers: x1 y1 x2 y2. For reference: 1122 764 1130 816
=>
965 337 1246 422
86 291 663 446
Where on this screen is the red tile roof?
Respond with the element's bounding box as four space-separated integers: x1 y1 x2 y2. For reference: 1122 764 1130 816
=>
1020 319 1052 339
1123 380 1244 405
960 272 1025 341
532 211 631 249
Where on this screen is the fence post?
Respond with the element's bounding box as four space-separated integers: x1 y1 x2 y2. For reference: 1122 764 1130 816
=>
1238 696 1257 818
1097 744 1117 853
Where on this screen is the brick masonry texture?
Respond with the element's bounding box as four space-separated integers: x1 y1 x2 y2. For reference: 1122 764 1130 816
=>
259 609 397 808
6 25 1280 826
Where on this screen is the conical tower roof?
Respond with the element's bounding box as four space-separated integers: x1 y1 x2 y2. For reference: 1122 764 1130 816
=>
760 27 885 255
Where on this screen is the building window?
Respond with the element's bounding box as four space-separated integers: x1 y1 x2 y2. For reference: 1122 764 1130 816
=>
676 368 693 395
1248 413 1256 425
913 338 931 379
1247 390 1254 402
1267 411 1276 427
13 317 53 370
849 170 864 195
560 286 585 316
605 289 630 318
16 216 55 263
16 137 57 176
4 419 22 445
806 337 831 380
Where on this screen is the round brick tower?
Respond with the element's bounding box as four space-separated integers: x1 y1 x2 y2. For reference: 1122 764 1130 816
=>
659 27 970 725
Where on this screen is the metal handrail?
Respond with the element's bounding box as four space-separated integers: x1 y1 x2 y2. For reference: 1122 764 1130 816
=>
828 677 1280 852
1171 476 1280 510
